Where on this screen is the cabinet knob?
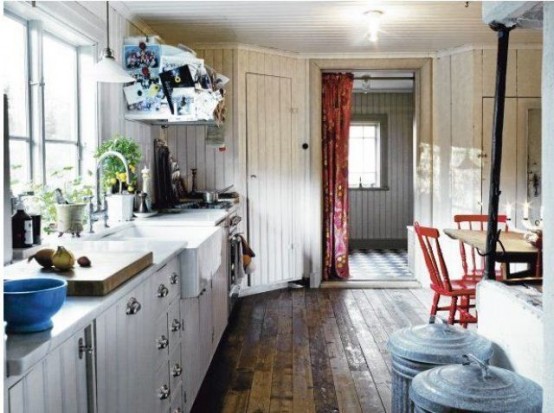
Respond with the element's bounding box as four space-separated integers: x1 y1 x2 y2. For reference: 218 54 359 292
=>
126 297 142 315
156 335 169 349
171 319 181 332
158 384 170 400
171 363 183 377
170 272 179 285
157 284 169 298
78 337 93 359
172 409 182 413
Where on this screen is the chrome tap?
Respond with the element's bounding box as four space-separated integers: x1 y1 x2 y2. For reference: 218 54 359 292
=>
86 151 131 233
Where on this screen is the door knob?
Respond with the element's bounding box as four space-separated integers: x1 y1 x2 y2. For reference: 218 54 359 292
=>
250 174 257 179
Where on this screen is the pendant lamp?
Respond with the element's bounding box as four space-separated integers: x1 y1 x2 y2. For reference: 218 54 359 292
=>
92 1 135 83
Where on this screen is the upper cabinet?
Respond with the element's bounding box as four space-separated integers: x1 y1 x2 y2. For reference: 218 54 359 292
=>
122 37 229 126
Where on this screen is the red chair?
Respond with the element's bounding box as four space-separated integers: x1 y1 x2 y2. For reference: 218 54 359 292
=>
414 222 477 327
454 214 508 281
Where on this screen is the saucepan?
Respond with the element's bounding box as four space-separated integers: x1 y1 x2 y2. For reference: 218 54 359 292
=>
202 185 233 204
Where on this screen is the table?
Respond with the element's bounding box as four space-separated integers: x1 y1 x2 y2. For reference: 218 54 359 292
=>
443 229 540 279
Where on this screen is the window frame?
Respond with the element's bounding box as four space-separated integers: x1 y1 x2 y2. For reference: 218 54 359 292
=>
348 114 389 191
5 11 96 192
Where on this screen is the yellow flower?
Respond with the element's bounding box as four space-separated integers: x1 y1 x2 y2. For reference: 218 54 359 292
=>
129 164 136 174
117 172 127 182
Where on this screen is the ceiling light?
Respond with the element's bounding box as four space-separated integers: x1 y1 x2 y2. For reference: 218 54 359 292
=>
365 10 384 43
91 2 135 83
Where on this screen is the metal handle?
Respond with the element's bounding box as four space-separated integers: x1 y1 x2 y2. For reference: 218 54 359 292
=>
171 363 183 377
462 354 490 379
250 174 257 179
157 284 169 298
157 335 169 349
158 384 170 400
199 287 207 296
78 337 94 359
126 297 142 315
170 272 178 285
171 319 181 332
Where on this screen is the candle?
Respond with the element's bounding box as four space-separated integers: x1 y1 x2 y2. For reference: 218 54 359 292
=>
505 203 512 221
540 206 544 221
523 201 530 220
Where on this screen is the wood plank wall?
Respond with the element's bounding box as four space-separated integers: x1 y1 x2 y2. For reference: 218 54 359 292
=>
99 10 156 172
348 93 414 248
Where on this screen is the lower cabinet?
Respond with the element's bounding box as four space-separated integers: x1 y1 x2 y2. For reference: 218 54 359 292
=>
8 325 92 413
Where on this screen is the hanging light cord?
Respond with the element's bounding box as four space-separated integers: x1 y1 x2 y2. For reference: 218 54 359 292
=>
106 1 111 49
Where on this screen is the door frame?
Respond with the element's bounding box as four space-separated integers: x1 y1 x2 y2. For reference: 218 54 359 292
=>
308 58 433 288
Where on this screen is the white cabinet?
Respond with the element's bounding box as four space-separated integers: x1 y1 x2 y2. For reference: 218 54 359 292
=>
181 297 200 412
7 325 91 413
95 280 153 413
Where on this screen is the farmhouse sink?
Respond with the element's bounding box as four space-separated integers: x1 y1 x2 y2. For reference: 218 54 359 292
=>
98 224 218 247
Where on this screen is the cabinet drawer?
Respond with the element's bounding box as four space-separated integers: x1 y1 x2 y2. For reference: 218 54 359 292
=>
153 311 169 369
154 361 171 413
170 380 183 413
150 259 179 317
169 343 183 394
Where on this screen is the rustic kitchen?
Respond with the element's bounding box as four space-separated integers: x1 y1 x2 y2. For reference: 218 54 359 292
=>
2 1 554 413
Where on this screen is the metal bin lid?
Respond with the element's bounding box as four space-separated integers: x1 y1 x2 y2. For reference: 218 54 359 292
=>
409 355 543 412
388 322 493 365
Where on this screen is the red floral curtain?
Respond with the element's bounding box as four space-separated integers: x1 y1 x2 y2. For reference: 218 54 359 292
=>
322 73 354 280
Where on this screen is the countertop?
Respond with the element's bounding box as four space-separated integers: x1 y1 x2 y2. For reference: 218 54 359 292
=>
4 208 234 381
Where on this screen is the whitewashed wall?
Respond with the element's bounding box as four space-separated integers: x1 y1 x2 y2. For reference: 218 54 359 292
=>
349 92 414 248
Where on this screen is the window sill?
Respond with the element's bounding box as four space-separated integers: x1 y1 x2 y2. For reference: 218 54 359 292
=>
348 186 390 192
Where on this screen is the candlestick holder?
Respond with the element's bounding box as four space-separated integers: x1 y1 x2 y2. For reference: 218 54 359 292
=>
521 217 543 233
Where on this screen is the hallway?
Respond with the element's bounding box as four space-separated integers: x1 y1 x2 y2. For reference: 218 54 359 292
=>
192 288 431 413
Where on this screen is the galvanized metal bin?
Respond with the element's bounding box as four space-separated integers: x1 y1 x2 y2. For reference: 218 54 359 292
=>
409 354 543 412
388 323 493 413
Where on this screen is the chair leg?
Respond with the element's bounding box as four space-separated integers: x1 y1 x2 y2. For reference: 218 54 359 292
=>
429 292 440 323
448 296 458 324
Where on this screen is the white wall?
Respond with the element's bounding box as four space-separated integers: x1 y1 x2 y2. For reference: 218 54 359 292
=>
542 2 554 410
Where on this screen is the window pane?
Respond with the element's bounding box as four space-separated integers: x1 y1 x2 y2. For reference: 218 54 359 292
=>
3 16 28 137
79 46 97 177
44 35 77 141
45 142 78 188
349 122 381 188
9 140 31 194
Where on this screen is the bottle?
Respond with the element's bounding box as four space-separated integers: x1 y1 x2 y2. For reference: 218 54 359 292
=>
12 198 33 248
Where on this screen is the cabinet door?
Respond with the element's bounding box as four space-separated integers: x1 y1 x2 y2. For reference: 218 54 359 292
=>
198 284 214 378
96 280 154 413
8 326 89 413
181 297 200 411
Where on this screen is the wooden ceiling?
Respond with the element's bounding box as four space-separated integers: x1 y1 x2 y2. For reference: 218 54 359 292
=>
121 1 542 54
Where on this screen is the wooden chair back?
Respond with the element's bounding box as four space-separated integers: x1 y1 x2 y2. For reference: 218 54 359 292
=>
453 214 508 277
414 222 452 292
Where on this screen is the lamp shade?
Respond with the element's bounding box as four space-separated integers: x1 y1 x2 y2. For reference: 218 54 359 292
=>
91 48 135 83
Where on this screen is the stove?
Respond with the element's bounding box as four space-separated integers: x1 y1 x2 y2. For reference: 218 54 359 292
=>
178 201 233 210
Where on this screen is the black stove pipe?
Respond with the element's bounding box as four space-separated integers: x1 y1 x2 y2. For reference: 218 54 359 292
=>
484 22 515 280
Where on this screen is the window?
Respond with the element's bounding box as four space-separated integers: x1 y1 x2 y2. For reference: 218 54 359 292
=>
348 115 388 189
3 14 97 195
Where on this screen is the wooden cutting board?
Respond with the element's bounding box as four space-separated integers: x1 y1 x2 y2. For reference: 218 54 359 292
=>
4 250 153 296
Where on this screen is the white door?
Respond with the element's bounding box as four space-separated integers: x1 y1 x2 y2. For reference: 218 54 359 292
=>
246 73 300 291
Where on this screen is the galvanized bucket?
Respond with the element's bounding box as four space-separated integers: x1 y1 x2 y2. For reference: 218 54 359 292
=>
410 354 543 412
388 321 493 413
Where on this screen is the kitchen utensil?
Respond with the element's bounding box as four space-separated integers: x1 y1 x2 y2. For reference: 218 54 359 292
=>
202 185 234 204
4 277 67 333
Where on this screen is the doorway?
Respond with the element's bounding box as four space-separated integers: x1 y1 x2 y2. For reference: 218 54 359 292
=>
346 71 415 281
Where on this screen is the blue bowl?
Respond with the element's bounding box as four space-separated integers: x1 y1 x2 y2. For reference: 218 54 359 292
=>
4 278 67 334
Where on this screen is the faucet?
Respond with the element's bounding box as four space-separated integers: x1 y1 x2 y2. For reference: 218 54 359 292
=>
86 151 131 233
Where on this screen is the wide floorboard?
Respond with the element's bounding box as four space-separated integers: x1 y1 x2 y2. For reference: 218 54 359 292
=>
192 288 430 413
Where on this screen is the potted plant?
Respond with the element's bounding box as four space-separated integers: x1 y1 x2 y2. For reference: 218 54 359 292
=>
95 135 142 221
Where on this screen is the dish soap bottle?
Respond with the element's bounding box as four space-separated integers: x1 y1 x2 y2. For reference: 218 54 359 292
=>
12 198 33 248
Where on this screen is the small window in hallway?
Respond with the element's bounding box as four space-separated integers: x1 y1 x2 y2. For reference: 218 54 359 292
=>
348 119 386 189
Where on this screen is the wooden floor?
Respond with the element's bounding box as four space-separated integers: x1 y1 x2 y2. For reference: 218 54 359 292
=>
192 288 432 413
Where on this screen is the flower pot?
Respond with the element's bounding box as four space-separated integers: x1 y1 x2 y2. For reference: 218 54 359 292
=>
107 194 135 222
55 203 87 236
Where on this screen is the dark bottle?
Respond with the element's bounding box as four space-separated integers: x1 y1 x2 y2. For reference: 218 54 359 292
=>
12 199 33 248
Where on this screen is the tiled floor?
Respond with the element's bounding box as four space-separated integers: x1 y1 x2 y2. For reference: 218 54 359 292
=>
348 249 414 280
